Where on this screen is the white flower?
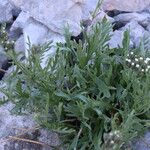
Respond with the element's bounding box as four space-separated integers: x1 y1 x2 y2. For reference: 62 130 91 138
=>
135 58 138 62
110 140 114 144
127 54 129 57
2 30 5 33
139 57 143 60
141 69 145 72
126 59 131 63
146 58 150 62
146 68 149 72
130 52 134 55
11 40 15 44
136 64 140 68
127 59 131 63
144 60 148 64
109 132 113 136
147 66 150 69
131 62 135 66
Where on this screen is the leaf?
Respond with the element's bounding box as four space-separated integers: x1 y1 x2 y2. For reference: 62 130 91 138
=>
95 77 111 98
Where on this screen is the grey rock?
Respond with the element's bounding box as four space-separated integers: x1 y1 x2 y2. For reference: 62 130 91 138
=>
120 21 150 47
0 0 13 23
23 18 65 67
132 132 150 150
23 19 49 47
0 46 7 68
109 30 124 48
102 0 150 12
0 88 60 150
109 30 133 49
38 129 60 150
14 35 25 53
10 0 83 36
146 24 150 32
10 11 31 32
110 30 124 48
114 12 150 28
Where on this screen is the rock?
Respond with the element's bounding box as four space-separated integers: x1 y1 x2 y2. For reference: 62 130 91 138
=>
109 30 124 48
23 18 65 67
10 0 83 36
81 0 99 19
102 0 150 12
0 86 60 150
14 35 25 53
10 11 31 32
91 11 115 24
0 46 7 68
23 19 49 47
114 12 150 28
0 0 13 23
38 129 60 150
108 30 133 48
120 21 150 47
132 132 150 150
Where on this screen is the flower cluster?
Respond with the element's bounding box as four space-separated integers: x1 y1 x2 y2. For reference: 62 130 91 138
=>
126 51 150 73
0 24 15 51
103 130 123 149
103 130 132 149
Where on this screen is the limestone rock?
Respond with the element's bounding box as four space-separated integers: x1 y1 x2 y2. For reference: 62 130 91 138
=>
10 11 31 31
0 46 7 68
14 35 25 53
120 21 150 47
0 0 13 23
109 30 124 48
10 0 83 36
114 12 150 28
102 0 150 12
108 30 133 49
132 132 150 150
0 88 60 150
23 18 65 67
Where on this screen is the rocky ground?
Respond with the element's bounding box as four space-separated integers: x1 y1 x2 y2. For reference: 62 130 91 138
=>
0 0 150 149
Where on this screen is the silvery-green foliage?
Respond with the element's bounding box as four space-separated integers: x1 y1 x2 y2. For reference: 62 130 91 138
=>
1 18 150 150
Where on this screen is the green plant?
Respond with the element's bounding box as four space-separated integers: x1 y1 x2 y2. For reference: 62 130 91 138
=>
1 18 150 150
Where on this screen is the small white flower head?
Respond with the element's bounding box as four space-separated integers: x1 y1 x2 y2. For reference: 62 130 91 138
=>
6 41 10 44
109 132 113 136
126 59 131 63
146 68 149 72
5 47 8 50
11 40 15 44
139 57 143 61
141 69 145 72
1 41 4 44
135 58 138 62
114 131 118 135
116 134 120 138
2 30 5 33
130 52 134 55
146 58 150 61
131 62 135 66
110 140 114 144
136 64 140 68
147 66 150 69
144 60 149 64
127 54 129 57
